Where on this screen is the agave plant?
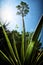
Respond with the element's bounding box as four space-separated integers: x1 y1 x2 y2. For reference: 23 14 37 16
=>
16 2 29 64
0 16 43 65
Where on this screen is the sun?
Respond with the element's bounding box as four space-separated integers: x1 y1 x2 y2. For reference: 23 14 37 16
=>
1 5 21 31
1 6 17 23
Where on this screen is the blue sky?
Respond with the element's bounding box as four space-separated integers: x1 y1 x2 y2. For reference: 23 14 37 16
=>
0 0 43 46
0 0 43 32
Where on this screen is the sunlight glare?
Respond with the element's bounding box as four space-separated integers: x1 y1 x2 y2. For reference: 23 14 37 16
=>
1 5 22 31
1 6 17 23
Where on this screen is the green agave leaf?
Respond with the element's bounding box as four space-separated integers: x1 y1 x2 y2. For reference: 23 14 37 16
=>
9 55 15 65
21 32 25 64
32 16 43 41
36 51 43 62
0 50 12 64
1 24 18 64
12 34 21 65
25 41 35 61
34 51 43 65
